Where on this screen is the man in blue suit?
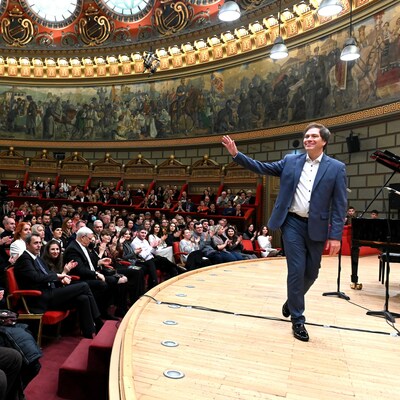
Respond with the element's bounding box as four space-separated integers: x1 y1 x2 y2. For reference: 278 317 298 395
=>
222 123 347 341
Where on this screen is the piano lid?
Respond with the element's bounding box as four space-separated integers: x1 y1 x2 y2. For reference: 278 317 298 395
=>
371 150 400 173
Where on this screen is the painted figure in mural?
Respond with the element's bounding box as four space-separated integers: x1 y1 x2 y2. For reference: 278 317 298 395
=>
26 96 37 136
42 100 55 139
215 100 234 133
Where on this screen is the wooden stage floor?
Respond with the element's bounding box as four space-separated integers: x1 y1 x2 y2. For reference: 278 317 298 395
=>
110 255 400 400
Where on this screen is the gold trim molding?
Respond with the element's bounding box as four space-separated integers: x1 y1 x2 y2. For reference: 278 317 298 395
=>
0 0 386 83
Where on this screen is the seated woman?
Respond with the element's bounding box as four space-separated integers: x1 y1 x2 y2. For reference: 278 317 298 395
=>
197 200 209 213
242 223 257 241
165 222 182 247
179 229 211 270
211 224 243 262
148 224 174 263
257 226 279 257
50 221 64 252
42 239 78 274
225 226 257 260
108 228 146 302
9 222 31 264
61 217 73 249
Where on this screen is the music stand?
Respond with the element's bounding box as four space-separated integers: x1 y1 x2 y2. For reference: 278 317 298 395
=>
323 242 350 300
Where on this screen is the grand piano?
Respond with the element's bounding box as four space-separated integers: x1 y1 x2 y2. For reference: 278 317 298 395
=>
351 150 400 321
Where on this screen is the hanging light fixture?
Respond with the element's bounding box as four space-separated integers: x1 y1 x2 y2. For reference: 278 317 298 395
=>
218 1 241 22
340 0 360 61
317 0 343 17
270 0 288 60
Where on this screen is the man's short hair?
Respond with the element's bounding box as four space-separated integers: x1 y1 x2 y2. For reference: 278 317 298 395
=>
76 227 94 238
24 232 41 245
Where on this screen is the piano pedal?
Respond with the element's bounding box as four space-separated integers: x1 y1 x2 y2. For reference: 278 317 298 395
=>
350 282 363 290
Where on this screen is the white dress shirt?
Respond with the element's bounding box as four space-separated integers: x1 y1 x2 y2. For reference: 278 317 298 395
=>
132 236 155 261
289 153 323 218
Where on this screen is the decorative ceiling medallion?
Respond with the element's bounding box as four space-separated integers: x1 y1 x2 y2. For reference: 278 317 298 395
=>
35 32 54 47
20 0 83 28
61 32 80 47
94 0 153 23
1 6 34 46
112 27 132 43
154 1 193 36
79 4 111 46
189 10 211 28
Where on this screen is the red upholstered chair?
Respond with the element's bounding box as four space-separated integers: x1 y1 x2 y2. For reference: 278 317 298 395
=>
241 239 260 257
6 267 70 346
172 241 187 268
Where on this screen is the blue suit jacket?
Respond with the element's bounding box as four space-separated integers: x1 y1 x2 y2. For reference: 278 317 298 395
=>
234 151 347 242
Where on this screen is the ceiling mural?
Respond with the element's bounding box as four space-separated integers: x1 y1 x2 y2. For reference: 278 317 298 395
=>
0 2 398 143
0 0 381 81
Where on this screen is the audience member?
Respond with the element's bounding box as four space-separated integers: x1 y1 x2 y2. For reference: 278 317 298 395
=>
14 233 103 338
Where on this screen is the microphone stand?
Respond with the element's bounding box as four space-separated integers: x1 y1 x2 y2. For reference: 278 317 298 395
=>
323 242 350 300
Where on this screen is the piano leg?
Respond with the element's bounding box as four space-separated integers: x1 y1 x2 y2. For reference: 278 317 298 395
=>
350 244 363 290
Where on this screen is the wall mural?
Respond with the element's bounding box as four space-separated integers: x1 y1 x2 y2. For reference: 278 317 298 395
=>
0 4 399 142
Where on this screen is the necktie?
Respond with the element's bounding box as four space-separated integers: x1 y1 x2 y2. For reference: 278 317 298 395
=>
35 257 48 275
35 257 56 288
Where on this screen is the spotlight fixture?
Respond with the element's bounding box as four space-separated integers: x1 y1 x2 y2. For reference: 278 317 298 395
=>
218 1 241 22
317 0 343 17
143 51 160 75
270 0 288 60
340 0 360 61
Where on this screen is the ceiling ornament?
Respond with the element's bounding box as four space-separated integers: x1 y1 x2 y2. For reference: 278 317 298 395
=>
61 32 80 47
35 32 54 47
78 4 112 46
1 6 34 47
154 1 193 36
237 0 264 11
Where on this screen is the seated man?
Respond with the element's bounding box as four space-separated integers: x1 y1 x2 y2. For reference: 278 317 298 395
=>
13 233 103 338
132 227 183 288
63 227 128 319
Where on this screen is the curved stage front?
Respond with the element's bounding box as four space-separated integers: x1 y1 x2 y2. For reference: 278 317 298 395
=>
110 256 399 400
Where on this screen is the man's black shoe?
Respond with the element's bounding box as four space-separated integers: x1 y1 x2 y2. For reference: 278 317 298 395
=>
282 301 290 318
292 323 309 342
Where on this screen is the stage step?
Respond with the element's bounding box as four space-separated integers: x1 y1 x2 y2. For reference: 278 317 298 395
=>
57 321 119 400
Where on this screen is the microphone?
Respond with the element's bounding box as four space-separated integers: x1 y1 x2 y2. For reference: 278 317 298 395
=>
384 186 400 196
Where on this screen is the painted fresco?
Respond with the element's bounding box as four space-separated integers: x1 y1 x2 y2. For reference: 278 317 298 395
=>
0 4 399 142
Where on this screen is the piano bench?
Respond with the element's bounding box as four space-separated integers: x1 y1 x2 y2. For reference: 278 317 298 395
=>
378 253 400 284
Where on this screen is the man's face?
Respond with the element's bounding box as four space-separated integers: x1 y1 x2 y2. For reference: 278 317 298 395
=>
138 230 147 240
348 208 356 216
195 224 203 235
27 236 42 255
303 127 326 155
93 221 103 234
5 218 15 232
43 215 50 225
80 233 94 247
